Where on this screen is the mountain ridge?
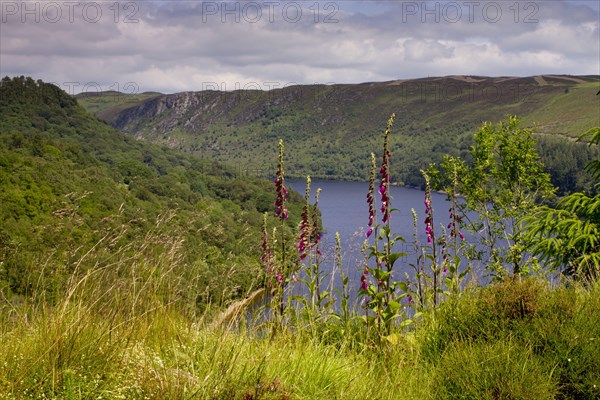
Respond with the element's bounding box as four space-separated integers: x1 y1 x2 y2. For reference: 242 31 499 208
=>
77 74 600 191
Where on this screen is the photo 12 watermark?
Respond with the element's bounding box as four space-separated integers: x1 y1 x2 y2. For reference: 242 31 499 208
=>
398 80 542 104
10 80 142 101
199 1 339 23
1 1 140 23
51 81 140 97
399 1 539 24
198 80 336 103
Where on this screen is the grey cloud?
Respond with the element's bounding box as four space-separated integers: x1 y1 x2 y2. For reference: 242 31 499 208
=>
0 0 597 93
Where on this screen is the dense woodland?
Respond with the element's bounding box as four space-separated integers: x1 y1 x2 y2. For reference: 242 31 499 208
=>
0 76 304 307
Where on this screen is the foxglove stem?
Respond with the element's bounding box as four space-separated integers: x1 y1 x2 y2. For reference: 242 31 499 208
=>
423 171 438 307
261 212 280 293
359 239 371 314
313 188 322 255
261 213 273 272
298 176 311 261
447 161 464 247
310 188 322 307
274 140 288 220
367 152 377 238
380 113 395 309
424 173 435 244
412 208 425 307
442 238 448 274
446 160 464 291
379 114 395 225
274 139 288 324
313 188 323 306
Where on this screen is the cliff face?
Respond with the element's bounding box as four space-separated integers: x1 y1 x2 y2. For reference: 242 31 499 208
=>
113 92 204 135
110 75 597 137
112 84 328 135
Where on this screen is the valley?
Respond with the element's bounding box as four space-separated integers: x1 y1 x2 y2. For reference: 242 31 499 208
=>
78 75 600 192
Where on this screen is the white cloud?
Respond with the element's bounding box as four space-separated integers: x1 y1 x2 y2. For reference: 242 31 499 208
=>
403 39 455 62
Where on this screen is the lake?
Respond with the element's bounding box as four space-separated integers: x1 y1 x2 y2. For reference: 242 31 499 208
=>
286 179 461 300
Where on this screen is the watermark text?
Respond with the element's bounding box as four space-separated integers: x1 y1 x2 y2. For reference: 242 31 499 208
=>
1 1 139 23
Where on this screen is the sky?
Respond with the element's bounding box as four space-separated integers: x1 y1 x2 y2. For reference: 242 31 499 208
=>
1 0 599 94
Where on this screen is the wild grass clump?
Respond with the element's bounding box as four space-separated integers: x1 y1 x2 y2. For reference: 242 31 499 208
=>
431 340 557 400
422 278 600 400
1 245 599 399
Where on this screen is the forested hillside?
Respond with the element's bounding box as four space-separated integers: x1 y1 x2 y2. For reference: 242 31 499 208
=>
79 75 600 194
0 76 303 306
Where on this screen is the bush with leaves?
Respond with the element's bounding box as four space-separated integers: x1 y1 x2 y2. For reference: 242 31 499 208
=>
430 116 555 278
523 127 600 282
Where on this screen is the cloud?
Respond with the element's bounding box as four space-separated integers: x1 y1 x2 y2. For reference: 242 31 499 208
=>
0 0 597 93
403 39 455 62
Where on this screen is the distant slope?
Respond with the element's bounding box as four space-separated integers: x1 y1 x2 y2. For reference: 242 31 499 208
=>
1 76 303 305
76 90 163 122
82 75 600 191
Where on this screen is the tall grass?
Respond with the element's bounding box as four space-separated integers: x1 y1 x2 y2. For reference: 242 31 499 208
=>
2 132 600 398
1 221 599 400
3 153 600 398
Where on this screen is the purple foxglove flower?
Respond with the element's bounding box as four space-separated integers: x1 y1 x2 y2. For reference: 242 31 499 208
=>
274 140 288 220
360 273 368 291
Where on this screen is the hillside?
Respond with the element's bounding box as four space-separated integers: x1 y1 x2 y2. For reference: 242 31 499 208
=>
76 90 163 121
2 77 599 399
0 76 303 306
79 75 600 192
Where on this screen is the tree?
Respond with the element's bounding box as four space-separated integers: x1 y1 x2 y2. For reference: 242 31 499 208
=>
438 116 555 277
523 127 600 282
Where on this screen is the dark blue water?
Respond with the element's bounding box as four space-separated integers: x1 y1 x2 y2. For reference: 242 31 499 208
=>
287 179 459 300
